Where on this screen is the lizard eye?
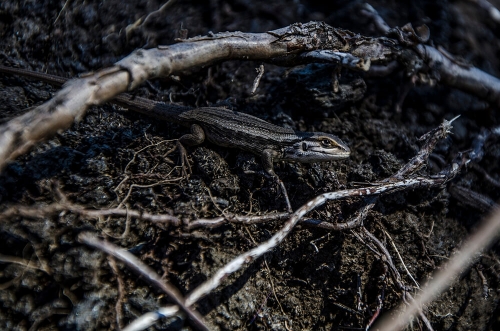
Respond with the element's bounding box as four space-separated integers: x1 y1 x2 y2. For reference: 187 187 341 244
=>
321 138 334 148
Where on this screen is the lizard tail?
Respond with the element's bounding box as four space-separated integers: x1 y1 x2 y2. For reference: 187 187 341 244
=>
114 95 190 124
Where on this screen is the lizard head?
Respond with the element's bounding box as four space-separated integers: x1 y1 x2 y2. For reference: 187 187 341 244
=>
284 132 350 162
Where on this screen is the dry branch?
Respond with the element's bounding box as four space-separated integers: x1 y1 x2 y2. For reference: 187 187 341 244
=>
360 3 500 105
0 21 391 171
0 202 180 225
184 175 458 307
1 2 498 331
122 306 180 331
2 18 500 171
79 233 208 331
468 0 500 24
188 212 290 229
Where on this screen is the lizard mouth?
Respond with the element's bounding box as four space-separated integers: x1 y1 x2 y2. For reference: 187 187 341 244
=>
308 148 350 161
288 146 350 162
285 134 351 162
301 141 350 161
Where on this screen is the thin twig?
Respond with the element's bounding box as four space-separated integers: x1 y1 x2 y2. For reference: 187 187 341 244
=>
54 0 71 24
108 257 126 330
390 116 459 180
251 64 265 94
360 227 405 290
188 212 290 229
125 0 179 42
0 253 42 271
123 306 181 331
382 228 420 289
0 203 180 225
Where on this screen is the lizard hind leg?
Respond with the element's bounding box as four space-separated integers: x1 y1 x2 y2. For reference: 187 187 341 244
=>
177 124 206 177
176 141 191 177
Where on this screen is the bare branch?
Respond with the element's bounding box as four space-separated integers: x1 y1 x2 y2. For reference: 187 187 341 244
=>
390 116 459 180
250 64 265 94
416 45 500 105
79 233 209 331
122 306 181 331
0 21 394 172
359 3 391 34
360 3 500 105
0 203 180 226
468 0 500 24
188 212 290 229
1 16 499 171
184 174 453 306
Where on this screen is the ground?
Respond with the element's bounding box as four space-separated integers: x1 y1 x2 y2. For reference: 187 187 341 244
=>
0 0 499 330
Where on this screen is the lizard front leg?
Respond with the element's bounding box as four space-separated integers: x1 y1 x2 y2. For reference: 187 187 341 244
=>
177 124 205 176
262 149 292 213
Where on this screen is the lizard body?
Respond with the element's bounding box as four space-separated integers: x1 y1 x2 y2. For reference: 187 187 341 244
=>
0 65 350 177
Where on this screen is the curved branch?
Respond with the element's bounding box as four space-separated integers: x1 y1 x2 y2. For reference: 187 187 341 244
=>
417 45 500 105
185 176 454 306
360 2 500 105
1 19 499 172
0 21 393 172
79 233 208 331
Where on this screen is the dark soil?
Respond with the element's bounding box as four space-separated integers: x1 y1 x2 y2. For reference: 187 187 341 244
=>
1 0 499 330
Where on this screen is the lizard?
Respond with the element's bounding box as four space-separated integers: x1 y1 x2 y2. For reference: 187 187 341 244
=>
0 65 351 210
